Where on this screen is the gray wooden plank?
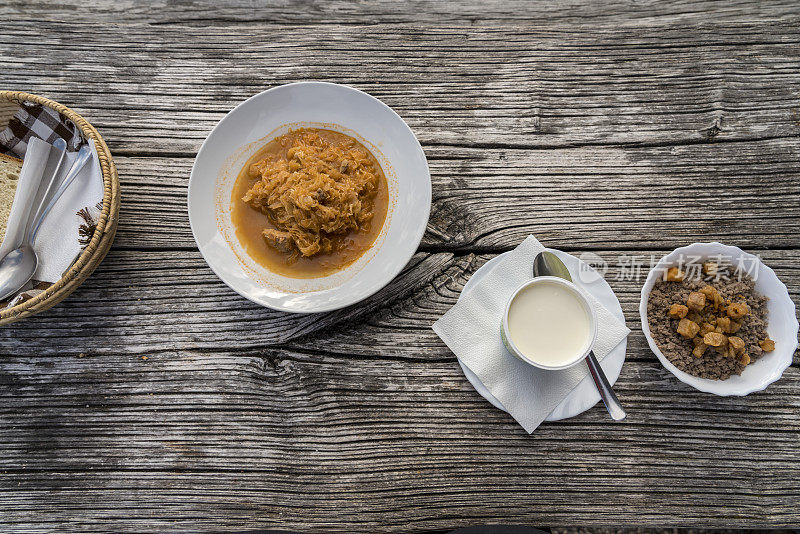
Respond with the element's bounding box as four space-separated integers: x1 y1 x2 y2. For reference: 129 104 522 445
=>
0 248 797 360
0 349 798 531
0 250 454 355
3 0 799 24
112 137 800 251
1 20 800 154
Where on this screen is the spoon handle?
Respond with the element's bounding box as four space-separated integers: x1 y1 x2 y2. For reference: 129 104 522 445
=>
27 144 92 245
585 350 626 421
23 140 68 244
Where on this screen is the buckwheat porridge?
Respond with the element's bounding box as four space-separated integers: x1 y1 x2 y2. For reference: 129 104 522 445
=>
646 261 775 380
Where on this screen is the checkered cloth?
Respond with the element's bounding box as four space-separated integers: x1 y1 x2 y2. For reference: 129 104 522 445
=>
0 101 86 158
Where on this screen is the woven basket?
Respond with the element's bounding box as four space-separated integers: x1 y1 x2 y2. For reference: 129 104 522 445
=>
0 91 119 325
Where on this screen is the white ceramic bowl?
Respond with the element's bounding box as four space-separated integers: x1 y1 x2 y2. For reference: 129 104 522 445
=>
501 276 598 371
188 82 431 313
640 242 798 395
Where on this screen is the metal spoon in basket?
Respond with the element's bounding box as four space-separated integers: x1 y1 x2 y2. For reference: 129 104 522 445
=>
0 140 92 300
533 251 627 421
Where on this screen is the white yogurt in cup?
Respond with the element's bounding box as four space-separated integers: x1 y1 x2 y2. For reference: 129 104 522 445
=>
501 276 597 370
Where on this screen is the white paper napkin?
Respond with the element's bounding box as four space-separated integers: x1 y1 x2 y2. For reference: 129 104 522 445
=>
433 236 630 433
0 137 104 283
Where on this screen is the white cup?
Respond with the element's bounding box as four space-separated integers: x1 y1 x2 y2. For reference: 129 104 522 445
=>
501 276 598 370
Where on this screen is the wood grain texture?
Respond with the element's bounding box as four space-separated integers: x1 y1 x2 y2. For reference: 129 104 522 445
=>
2 20 800 155
108 139 800 252
1 0 800 531
0 248 797 359
4 0 800 24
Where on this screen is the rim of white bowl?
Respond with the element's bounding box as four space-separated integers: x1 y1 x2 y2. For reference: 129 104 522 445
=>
187 82 432 313
639 242 798 396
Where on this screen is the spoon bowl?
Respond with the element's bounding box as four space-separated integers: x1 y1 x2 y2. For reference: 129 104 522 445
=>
0 245 38 300
533 250 573 281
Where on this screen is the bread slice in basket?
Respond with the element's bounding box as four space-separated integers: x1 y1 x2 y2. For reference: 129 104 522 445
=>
0 152 22 243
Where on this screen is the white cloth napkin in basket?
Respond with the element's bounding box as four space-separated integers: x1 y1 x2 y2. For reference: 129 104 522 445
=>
0 137 103 301
433 236 630 433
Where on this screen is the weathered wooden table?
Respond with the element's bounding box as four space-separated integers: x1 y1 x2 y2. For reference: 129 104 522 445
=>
1 1 799 531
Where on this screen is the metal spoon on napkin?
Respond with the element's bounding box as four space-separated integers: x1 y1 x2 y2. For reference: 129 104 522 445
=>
533 251 627 421
0 140 92 300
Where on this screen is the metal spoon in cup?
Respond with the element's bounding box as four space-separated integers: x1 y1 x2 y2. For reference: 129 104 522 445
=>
0 140 92 300
533 251 627 421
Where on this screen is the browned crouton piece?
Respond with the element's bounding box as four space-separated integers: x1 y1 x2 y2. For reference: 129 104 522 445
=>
699 322 715 336
703 332 726 347
699 285 719 300
759 338 775 352
668 304 689 319
686 291 706 311
728 336 745 353
666 267 685 282
687 310 702 323
677 318 700 339
692 342 707 358
716 316 731 333
726 302 749 320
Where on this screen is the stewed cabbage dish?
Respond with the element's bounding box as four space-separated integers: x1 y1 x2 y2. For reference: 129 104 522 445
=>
231 128 388 278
